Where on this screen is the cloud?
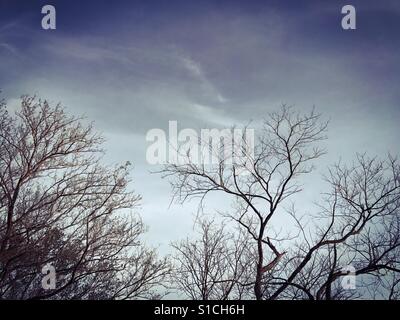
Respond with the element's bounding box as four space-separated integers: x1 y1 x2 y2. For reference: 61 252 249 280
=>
180 55 228 104
181 57 203 78
190 103 235 127
0 42 17 55
1 0 399 250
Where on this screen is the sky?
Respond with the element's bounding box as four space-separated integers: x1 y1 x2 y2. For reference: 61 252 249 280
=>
0 0 399 255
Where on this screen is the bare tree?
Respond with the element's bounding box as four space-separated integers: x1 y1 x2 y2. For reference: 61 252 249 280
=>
0 95 170 299
162 105 400 299
267 154 400 300
171 218 254 300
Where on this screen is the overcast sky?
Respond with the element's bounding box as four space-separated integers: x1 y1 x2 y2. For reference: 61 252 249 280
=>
0 0 399 254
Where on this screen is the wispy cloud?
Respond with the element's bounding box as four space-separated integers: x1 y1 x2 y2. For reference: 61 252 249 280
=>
0 0 399 250
180 55 228 104
0 42 18 55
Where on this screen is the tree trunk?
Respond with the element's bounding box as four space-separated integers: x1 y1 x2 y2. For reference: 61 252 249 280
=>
254 237 264 300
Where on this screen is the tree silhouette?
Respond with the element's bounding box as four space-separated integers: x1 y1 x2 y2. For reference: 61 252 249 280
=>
164 106 400 300
0 96 170 299
171 218 254 300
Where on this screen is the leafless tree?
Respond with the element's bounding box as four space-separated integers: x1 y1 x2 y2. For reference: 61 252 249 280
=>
171 218 254 300
162 105 400 300
266 154 400 300
0 95 170 299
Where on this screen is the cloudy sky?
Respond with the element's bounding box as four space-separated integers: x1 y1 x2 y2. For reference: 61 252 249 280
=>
0 0 399 253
